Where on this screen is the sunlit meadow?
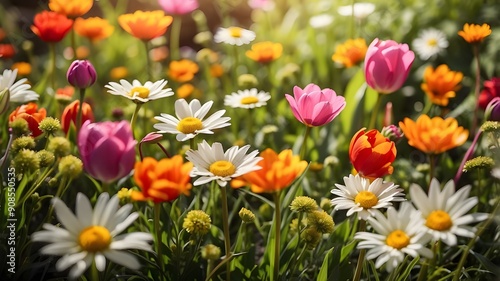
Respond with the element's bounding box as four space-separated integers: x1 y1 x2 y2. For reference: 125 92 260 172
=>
0 0 499 280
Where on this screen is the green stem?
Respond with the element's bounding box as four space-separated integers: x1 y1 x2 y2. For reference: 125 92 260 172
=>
247 109 254 144
353 219 367 281
46 177 69 223
220 184 232 281
170 16 182 61
143 41 152 81
71 25 77 59
350 0 356 38
154 203 166 278
190 137 195 150
471 44 481 135
76 88 86 133
368 93 382 129
452 199 499 281
273 191 282 281
428 154 436 186
49 43 56 91
300 126 312 161
91 261 100 281
130 103 143 140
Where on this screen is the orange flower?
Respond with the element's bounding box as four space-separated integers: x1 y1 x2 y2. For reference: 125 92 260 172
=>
232 149 308 193
209 64 224 78
177 83 194 98
74 17 114 42
349 128 397 179
245 41 283 63
55 86 75 103
332 38 367 68
49 0 93 18
0 44 15 59
31 11 73 43
110 66 128 80
458 23 491 44
131 156 193 203
118 10 173 41
399 114 469 155
9 102 47 137
421 64 463 106
61 100 94 134
11 62 32 76
168 59 199 82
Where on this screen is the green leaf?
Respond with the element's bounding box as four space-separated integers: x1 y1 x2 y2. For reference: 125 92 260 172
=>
396 256 419 281
317 247 335 281
471 250 500 277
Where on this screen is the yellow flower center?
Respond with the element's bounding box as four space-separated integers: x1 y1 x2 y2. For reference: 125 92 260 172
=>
176 117 203 134
78 226 112 252
209 160 236 177
240 96 259 105
427 38 438 47
228 27 242 38
354 191 379 208
425 210 452 231
130 86 150 99
386 230 410 249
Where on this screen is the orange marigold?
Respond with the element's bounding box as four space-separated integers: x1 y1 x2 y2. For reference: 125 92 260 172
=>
168 59 199 83
245 41 283 64
74 17 114 42
458 23 491 44
118 10 173 41
232 149 308 193
49 0 93 18
332 38 367 68
11 62 32 76
9 102 47 137
131 156 193 203
421 64 463 106
399 114 469 155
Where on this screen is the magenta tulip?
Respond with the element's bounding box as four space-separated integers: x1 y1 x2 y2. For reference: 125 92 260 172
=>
285 83 346 127
67 60 97 89
364 38 415 94
158 0 199 15
78 120 136 183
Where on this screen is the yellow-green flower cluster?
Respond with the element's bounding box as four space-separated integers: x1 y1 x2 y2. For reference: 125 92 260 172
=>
183 210 211 235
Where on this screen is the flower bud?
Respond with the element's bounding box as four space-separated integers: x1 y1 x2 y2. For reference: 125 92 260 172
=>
301 227 322 249
39 117 61 136
9 118 30 136
239 207 256 223
0 88 10 115
47 136 71 157
11 136 36 155
12 149 40 174
238 74 259 89
381 124 404 143
66 60 97 88
290 196 318 213
58 155 83 179
36 150 55 167
484 97 500 121
183 210 211 236
201 244 221 260
307 210 335 234
463 156 495 173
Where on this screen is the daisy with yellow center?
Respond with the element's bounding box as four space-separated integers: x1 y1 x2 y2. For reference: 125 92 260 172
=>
245 41 283 64
31 193 153 280
105 79 173 104
412 28 449 60
214 26 256 46
154 99 231 142
224 88 271 109
331 174 404 220
421 64 463 106
410 178 488 246
118 10 173 41
355 202 433 272
458 23 492 44
185 140 262 187
331 38 368 68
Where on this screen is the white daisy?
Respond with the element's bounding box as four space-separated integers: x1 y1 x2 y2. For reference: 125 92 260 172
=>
31 193 153 280
331 174 405 220
185 140 262 187
154 99 231 142
309 14 334 29
412 28 449 60
214 26 256 46
224 88 270 109
0 69 38 103
337 3 375 19
105 79 173 103
355 202 433 272
410 178 488 246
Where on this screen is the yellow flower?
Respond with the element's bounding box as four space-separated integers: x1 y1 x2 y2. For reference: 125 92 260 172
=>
74 17 114 42
118 10 173 41
110 66 128 80
245 41 283 64
458 23 491 44
49 0 93 18
399 114 469 155
11 62 31 76
421 64 463 106
332 38 367 68
209 64 224 78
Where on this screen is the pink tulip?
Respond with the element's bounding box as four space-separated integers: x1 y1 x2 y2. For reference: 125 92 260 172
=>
158 0 199 15
364 38 415 94
78 120 136 183
285 83 346 127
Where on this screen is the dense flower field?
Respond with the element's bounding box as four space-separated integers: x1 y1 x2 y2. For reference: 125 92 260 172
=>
0 0 499 280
